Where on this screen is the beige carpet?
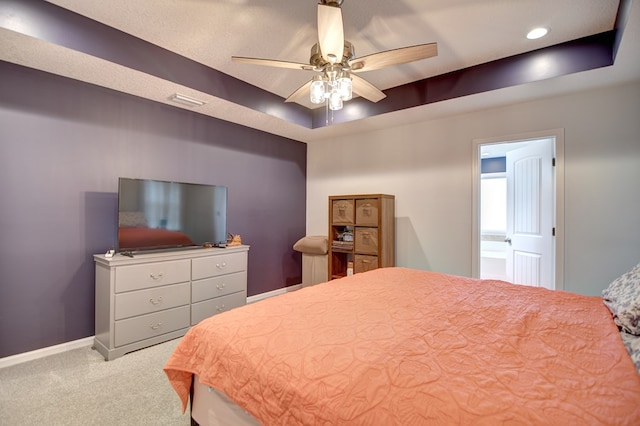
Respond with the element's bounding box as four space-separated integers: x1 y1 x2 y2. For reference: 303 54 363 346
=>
0 338 190 426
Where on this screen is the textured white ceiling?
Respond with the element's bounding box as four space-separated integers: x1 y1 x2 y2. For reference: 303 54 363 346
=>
1 0 639 142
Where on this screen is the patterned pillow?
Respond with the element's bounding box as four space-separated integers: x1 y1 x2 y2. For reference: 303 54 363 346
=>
620 331 640 375
602 261 640 335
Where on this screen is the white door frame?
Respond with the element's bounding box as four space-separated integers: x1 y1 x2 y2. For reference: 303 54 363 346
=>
471 129 565 290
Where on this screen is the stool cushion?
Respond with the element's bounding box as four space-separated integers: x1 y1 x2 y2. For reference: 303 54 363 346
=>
293 236 328 255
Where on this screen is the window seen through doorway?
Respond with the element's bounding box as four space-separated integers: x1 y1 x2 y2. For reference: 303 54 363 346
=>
480 173 506 234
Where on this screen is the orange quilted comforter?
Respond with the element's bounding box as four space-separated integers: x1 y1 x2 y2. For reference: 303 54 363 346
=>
164 267 640 425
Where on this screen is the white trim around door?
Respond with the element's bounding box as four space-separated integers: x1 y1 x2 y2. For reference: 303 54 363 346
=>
472 128 565 290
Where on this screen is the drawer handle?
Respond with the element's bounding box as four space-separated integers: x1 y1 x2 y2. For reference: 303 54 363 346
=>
149 297 163 305
150 322 163 330
216 262 227 270
216 283 226 291
216 304 225 312
150 272 164 280
362 260 371 264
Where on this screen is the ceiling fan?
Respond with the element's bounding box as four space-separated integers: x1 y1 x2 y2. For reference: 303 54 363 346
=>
231 0 438 110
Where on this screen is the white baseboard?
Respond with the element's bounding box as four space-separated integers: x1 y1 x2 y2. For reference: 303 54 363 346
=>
247 283 302 304
0 284 303 369
0 336 94 370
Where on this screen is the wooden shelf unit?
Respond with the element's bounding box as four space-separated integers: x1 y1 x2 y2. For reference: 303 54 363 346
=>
328 194 395 280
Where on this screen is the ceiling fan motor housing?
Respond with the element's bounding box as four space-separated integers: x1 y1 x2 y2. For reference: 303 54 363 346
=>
310 41 355 70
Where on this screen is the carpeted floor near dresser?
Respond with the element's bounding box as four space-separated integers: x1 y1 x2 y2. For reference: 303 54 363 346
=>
0 338 189 426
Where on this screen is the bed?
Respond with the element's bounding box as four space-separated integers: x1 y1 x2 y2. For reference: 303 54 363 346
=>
164 266 640 425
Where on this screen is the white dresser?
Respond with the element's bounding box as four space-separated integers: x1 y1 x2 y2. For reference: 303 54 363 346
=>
94 245 249 360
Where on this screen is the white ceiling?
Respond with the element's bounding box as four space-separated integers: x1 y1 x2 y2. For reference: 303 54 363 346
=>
1 0 639 143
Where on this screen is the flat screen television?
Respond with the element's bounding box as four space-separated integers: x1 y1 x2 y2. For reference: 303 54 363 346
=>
117 177 228 253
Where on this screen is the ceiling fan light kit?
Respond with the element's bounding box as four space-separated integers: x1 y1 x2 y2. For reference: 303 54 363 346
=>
310 69 352 110
231 0 438 115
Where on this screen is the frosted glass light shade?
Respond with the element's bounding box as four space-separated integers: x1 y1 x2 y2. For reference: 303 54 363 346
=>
310 78 326 104
329 91 343 110
338 75 352 101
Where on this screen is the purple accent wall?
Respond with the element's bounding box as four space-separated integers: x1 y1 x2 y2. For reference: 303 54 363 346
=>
0 61 307 358
314 31 617 127
613 0 633 59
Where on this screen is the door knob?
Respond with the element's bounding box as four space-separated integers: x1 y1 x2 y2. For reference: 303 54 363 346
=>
505 237 512 245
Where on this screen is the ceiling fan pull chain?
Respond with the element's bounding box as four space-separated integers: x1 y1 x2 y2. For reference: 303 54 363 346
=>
325 99 329 126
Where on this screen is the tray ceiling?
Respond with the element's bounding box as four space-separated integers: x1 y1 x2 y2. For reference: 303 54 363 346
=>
0 0 638 142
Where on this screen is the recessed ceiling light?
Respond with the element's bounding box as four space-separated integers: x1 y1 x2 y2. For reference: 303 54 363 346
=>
527 28 548 40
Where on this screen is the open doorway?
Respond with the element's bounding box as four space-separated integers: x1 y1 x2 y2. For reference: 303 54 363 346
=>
472 130 564 290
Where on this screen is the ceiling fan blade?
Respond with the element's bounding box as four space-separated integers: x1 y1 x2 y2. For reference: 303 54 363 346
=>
351 74 386 103
284 80 312 103
349 43 438 73
317 4 344 63
232 56 314 71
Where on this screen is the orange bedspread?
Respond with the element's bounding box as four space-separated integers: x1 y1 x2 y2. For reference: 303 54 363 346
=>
164 267 640 425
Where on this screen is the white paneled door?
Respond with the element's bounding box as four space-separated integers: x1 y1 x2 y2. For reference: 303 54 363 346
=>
505 138 554 289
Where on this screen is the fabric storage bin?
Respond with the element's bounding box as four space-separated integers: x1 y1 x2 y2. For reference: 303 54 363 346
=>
332 199 354 224
355 198 379 226
354 255 378 273
355 227 378 254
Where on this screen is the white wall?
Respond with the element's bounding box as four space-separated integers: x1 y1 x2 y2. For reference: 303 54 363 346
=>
306 81 640 296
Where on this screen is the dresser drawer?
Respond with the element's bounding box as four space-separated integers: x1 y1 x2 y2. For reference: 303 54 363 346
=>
355 227 379 254
355 198 379 226
192 272 247 303
332 199 354 224
114 305 190 347
191 292 246 325
192 252 247 280
114 282 190 320
115 259 190 293
354 255 379 273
